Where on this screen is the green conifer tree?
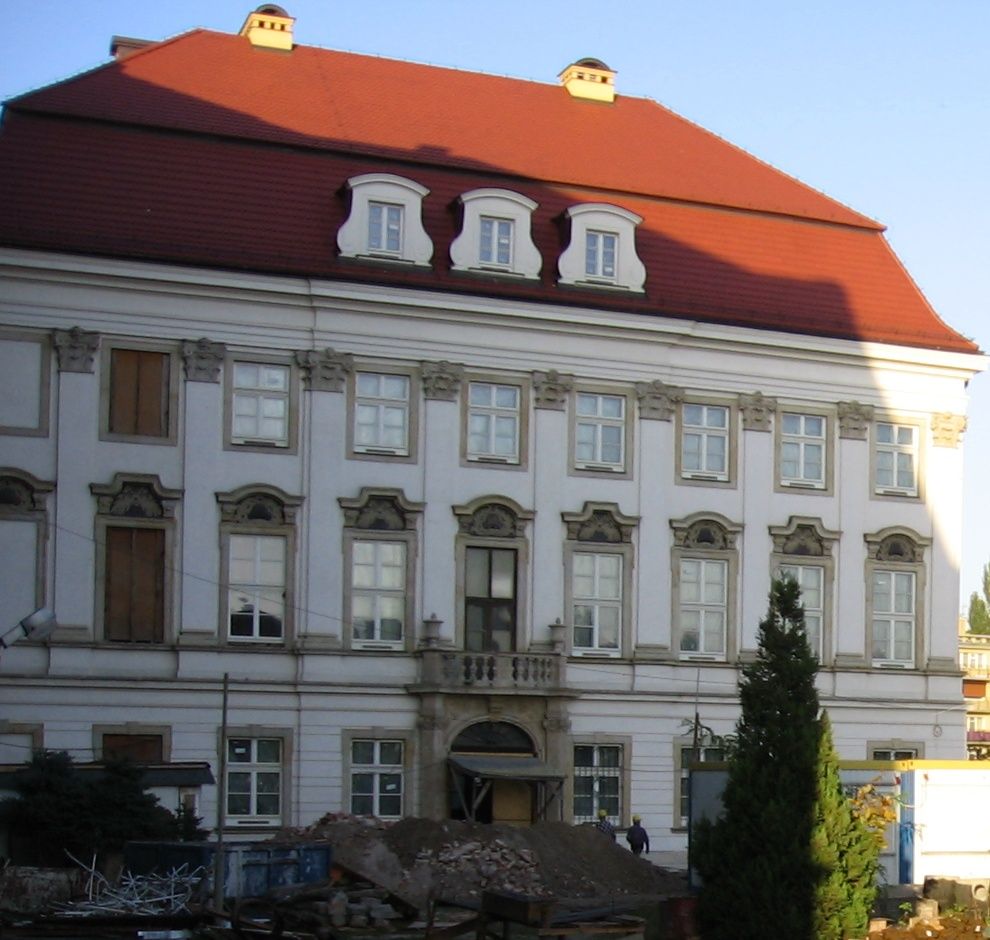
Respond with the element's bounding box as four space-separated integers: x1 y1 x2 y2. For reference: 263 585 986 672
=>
694 577 879 940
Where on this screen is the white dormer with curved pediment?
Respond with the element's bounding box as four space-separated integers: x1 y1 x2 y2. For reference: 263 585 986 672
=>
558 203 646 292
449 188 541 279
337 173 433 266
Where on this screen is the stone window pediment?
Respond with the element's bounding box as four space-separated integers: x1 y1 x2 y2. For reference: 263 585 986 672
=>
339 488 424 531
562 502 638 544
453 496 533 538
217 485 302 526
91 473 181 519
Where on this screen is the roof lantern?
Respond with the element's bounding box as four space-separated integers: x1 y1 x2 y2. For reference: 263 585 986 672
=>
558 57 616 103
239 4 295 51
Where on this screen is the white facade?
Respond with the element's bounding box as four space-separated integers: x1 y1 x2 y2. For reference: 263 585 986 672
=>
0 244 981 853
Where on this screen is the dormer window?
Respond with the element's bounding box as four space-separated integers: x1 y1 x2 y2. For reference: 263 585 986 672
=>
559 204 645 292
450 189 540 279
368 203 403 255
480 217 513 268
585 231 617 280
338 174 432 266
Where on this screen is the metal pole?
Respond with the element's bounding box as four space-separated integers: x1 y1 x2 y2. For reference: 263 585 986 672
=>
212 672 229 912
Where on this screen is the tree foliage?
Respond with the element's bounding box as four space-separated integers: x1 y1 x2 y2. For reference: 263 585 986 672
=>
968 563 990 633
693 577 879 940
0 750 203 867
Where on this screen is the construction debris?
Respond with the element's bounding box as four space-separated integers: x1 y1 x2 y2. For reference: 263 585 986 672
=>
53 853 205 916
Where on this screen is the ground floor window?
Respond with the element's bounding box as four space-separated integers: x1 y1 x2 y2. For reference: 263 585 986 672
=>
350 739 404 818
573 744 622 823
226 737 282 825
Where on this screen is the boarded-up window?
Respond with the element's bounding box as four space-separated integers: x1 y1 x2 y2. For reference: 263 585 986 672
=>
105 526 165 642
102 733 164 763
109 349 169 437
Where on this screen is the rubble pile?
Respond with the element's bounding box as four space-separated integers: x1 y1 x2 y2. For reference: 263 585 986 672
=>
417 838 550 900
278 815 688 909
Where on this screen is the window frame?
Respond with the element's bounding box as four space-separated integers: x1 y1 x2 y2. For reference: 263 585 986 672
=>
100 341 178 445
570 389 632 477
453 497 532 653
92 473 180 647
348 738 406 819
872 417 922 499
342 729 414 821
226 532 289 643
571 739 629 825
340 488 422 652
367 201 404 256
674 742 726 830
223 355 298 454
0 329 51 438
775 408 832 493
778 563 826 660
868 742 922 761
670 514 741 663
338 173 433 266
677 399 735 485
479 216 514 269
349 538 409 651
864 528 929 671
462 377 528 468
222 728 292 830
218 486 300 647
348 367 418 462
0 469 53 620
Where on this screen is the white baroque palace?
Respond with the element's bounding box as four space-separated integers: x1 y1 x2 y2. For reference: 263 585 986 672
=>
0 6 984 853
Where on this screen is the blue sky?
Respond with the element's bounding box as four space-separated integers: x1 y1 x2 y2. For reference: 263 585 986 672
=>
3 1 988 609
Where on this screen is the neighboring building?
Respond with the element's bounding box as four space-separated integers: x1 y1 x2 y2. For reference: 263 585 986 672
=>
959 620 990 759
0 6 984 854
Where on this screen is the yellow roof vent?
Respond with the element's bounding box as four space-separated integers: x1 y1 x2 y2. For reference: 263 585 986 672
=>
239 4 295 51
558 57 616 103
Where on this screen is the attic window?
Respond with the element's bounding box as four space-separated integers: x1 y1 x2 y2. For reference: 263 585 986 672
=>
338 174 433 267
450 189 541 279
558 204 646 292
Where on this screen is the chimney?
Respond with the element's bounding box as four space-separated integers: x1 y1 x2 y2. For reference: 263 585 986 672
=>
558 58 616 103
239 4 295 51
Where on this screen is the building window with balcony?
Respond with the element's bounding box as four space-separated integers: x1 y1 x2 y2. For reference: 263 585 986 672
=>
563 502 637 657
340 488 423 651
573 743 625 824
454 496 533 653
670 513 741 662
864 528 929 669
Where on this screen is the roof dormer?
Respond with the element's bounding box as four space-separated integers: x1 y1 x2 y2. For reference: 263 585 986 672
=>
558 58 616 103
239 4 295 51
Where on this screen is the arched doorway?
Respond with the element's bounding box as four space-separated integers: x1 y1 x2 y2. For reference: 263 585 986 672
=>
447 720 563 825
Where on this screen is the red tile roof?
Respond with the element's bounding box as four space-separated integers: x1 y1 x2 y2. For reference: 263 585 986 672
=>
0 27 977 354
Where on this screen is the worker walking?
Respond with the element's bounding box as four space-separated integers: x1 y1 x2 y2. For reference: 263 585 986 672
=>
625 814 650 855
595 807 616 841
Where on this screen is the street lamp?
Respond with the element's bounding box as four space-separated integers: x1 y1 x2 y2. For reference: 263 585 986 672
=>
0 606 57 650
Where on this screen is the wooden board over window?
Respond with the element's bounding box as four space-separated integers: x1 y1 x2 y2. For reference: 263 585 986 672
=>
109 349 169 437
102 733 164 763
105 526 165 642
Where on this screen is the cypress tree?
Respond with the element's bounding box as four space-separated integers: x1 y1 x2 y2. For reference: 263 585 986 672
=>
694 576 878 940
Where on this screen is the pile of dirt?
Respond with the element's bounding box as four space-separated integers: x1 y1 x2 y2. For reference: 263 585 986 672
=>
276 815 688 909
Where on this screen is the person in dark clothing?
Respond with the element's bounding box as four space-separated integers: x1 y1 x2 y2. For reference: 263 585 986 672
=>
595 807 616 840
625 814 650 855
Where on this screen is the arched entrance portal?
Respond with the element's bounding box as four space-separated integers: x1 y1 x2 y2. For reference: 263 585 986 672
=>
447 721 564 825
